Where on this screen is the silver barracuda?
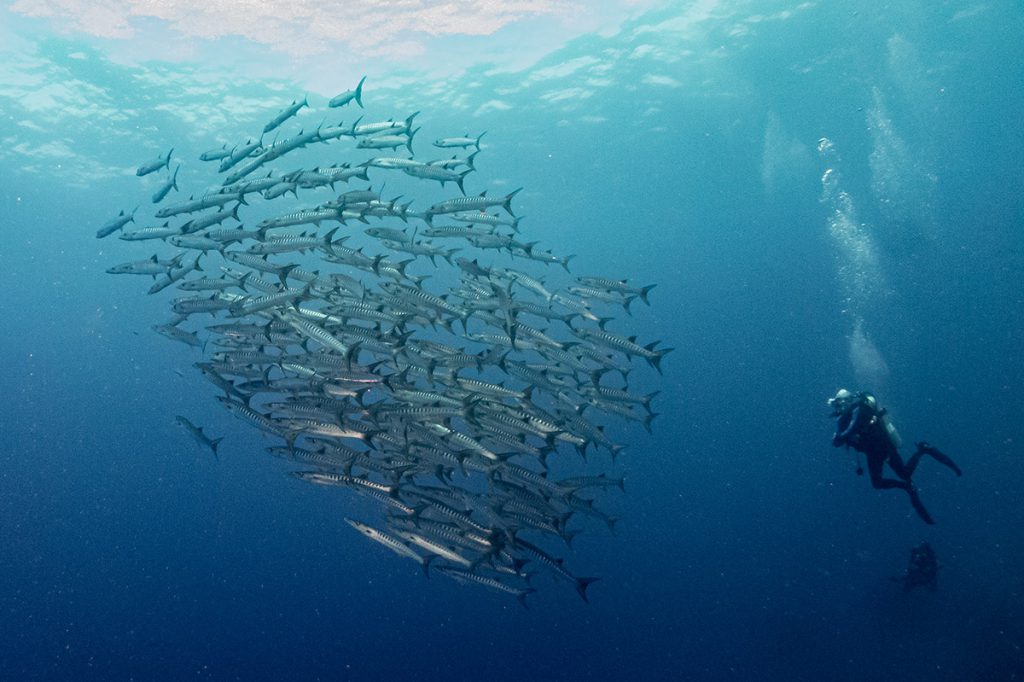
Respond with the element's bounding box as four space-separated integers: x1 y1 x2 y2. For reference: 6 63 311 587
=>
263 96 308 134
328 76 366 108
426 187 521 219
96 207 137 239
151 165 180 204
137 148 173 176
433 132 485 150
175 415 223 457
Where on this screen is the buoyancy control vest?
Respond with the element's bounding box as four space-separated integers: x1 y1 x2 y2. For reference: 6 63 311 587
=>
861 393 902 449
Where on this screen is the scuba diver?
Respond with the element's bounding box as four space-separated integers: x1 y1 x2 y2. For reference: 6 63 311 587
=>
893 542 939 592
828 389 962 525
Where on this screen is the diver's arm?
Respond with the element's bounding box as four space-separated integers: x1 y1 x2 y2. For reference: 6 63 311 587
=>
832 406 863 446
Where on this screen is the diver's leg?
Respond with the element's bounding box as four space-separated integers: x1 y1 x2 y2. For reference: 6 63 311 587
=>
868 452 908 490
866 452 891 488
888 447 913 481
904 444 926 477
868 452 935 524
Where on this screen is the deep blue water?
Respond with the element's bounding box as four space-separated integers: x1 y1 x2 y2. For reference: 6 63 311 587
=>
2 1 1023 680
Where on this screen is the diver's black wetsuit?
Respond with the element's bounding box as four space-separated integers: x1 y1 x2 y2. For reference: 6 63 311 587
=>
832 395 942 524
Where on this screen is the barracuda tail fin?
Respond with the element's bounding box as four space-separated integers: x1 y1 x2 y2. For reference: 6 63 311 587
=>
355 75 366 108
322 226 339 247
646 345 672 374
576 577 599 603
640 283 656 304
562 528 581 549
517 588 537 609
642 390 660 408
456 169 471 195
502 187 522 216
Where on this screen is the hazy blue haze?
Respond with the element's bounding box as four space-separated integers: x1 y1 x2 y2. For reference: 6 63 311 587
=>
1 1 1022 680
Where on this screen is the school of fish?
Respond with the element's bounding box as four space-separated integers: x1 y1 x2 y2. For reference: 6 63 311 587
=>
100 77 670 605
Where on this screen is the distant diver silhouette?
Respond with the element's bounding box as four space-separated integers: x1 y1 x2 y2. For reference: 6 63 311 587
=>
893 542 939 592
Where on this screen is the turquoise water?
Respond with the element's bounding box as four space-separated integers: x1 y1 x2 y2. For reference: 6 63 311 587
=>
1 1 1022 680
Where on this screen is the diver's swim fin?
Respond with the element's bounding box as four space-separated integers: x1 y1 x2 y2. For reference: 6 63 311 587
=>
916 442 963 477
907 486 936 525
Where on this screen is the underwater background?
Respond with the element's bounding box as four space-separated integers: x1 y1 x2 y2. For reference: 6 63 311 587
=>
1 0 1022 680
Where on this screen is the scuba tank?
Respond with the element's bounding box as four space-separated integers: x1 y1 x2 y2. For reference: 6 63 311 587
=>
864 393 902 448
881 411 902 448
